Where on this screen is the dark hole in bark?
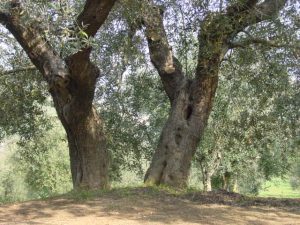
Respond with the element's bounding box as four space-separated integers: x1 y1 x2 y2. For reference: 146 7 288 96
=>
168 174 174 181
162 160 167 167
165 145 168 149
185 104 193 120
175 133 182 146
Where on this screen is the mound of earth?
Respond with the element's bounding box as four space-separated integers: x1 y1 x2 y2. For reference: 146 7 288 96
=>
0 187 299 225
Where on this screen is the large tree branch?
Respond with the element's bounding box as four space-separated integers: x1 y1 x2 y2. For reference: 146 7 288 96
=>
66 0 117 61
227 0 287 37
196 0 287 77
0 2 70 91
140 0 185 102
253 0 287 22
65 0 117 89
77 0 117 37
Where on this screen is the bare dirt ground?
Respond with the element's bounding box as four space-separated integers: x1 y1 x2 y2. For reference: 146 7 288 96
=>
0 188 300 225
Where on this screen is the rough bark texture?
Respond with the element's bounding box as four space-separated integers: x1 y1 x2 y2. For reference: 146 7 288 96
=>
0 0 116 189
144 77 218 187
65 107 108 189
142 0 287 188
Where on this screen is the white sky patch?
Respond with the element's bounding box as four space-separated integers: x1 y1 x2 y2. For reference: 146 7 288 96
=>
0 26 16 69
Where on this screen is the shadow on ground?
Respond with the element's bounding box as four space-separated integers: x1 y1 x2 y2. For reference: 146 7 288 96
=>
0 187 299 225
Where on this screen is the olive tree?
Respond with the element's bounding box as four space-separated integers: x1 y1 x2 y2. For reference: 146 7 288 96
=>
137 0 295 187
0 0 116 189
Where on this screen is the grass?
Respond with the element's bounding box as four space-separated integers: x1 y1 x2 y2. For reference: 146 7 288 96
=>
37 185 300 209
61 184 191 202
259 177 300 198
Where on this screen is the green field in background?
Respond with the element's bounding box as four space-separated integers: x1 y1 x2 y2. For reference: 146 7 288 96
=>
259 178 300 198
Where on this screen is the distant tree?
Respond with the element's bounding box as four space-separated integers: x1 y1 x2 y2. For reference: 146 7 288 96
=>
290 160 300 190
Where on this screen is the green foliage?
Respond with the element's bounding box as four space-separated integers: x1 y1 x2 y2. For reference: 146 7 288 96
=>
0 115 72 202
99 71 169 180
0 168 28 203
0 140 28 203
12 121 72 198
0 63 49 140
94 6 170 179
195 37 299 194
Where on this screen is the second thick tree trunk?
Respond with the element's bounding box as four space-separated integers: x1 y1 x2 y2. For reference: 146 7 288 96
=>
145 76 218 188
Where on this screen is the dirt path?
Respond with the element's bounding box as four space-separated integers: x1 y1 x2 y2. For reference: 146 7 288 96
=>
0 189 299 225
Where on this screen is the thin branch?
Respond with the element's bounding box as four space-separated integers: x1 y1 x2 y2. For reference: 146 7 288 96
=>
0 66 36 76
228 38 299 49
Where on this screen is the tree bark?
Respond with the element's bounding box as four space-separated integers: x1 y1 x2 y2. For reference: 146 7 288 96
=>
198 150 222 192
0 0 116 189
141 0 286 188
203 172 212 192
47 50 110 189
64 107 108 189
222 172 231 191
232 175 239 193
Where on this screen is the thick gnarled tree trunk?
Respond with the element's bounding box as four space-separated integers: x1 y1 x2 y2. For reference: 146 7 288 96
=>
145 77 218 187
0 0 116 189
65 107 109 189
48 53 110 189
